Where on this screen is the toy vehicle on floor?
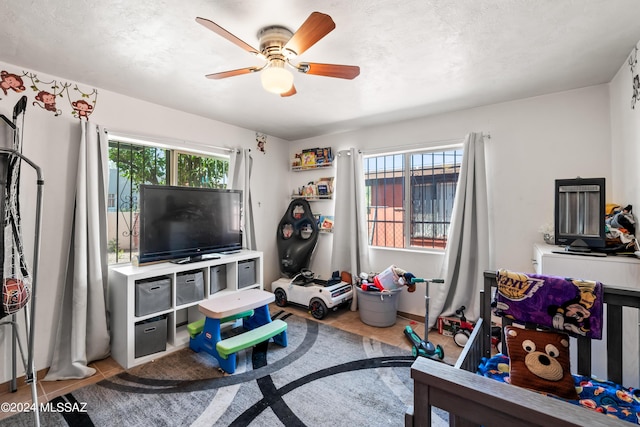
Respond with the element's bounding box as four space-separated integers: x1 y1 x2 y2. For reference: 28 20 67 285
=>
403 277 445 360
451 305 475 347
271 270 353 320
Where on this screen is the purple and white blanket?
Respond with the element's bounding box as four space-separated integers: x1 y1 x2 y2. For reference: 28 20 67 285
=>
495 269 604 339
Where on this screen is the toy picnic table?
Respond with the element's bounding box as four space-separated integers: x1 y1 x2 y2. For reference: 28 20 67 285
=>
189 289 288 373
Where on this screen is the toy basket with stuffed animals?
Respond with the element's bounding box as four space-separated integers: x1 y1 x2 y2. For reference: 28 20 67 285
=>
356 265 417 327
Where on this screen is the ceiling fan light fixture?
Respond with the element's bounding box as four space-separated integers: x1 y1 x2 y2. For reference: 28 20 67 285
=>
199 13 357 96
261 60 294 94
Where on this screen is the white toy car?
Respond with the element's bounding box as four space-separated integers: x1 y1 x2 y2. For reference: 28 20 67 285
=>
271 272 353 319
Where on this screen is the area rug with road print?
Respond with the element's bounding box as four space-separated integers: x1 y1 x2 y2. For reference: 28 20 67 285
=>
1 312 449 426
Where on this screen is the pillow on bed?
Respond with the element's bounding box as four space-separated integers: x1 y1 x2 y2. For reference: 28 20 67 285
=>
505 326 578 400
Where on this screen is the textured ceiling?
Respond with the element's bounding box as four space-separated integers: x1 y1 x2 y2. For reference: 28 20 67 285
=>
1 0 640 141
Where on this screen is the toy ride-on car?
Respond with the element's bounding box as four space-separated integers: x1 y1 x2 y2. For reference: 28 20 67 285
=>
271 270 353 320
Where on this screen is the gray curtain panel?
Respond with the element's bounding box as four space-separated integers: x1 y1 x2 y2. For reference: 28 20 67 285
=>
431 132 490 328
331 148 371 310
229 148 256 250
44 121 111 380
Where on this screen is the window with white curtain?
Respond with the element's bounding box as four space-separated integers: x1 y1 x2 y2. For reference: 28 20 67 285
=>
107 137 229 264
363 148 463 250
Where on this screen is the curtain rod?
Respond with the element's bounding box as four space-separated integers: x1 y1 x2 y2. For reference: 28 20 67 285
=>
360 132 490 156
360 137 465 156
104 129 236 154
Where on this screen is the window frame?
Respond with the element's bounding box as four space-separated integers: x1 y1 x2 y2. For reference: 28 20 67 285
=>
106 135 232 265
363 144 464 252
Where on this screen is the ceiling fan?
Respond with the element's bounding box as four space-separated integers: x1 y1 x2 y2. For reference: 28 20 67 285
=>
196 12 360 97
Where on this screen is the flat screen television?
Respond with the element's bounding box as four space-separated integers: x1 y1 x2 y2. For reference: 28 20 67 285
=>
554 177 606 252
139 185 243 264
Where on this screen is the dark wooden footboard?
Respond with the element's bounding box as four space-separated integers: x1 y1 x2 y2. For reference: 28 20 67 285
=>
407 356 629 427
405 270 639 427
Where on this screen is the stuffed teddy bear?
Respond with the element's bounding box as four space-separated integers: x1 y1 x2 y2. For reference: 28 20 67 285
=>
505 326 578 400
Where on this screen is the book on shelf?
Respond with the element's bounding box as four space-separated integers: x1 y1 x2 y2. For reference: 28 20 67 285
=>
317 177 334 194
315 147 332 165
294 147 332 168
300 150 316 167
319 215 334 232
316 183 329 196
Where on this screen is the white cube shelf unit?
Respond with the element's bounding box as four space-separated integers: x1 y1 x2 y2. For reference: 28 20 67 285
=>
108 250 264 369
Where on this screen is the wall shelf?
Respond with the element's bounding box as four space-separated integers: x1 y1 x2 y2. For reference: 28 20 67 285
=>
291 195 333 201
291 162 334 171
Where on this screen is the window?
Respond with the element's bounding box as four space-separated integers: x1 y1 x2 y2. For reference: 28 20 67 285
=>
107 138 229 264
364 148 463 249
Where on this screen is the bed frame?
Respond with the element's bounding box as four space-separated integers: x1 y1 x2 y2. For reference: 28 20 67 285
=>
405 270 640 427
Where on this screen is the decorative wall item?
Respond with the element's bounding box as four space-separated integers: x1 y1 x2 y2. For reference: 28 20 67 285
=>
0 70 26 95
256 132 267 154
629 45 639 109
0 67 98 119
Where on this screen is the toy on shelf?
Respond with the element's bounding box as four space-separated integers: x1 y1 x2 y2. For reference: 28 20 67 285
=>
318 215 334 232
292 177 334 200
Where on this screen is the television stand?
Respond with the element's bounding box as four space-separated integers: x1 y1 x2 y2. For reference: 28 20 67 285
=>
108 250 264 369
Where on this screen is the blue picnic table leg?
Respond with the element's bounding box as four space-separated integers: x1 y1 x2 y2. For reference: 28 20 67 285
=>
242 304 287 347
243 304 271 330
189 317 237 374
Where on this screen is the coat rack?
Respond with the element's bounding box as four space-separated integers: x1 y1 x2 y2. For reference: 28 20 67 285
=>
0 97 44 427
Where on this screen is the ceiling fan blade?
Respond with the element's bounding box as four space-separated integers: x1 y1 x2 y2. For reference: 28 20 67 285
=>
298 63 360 79
280 85 297 97
205 67 260 79
283 12 335 56
196 17 263 57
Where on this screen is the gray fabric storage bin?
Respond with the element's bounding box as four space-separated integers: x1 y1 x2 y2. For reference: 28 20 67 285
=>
176 270 204 305
135 277 172 317
210 265 227 295
238 260 256 288
134 316 167 358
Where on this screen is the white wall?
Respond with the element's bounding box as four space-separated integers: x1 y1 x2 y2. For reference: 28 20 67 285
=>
0 56 626 383
290 85 613 317
0 61 291 383
609 42 640 212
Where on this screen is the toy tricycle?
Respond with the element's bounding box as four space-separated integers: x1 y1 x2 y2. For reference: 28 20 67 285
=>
451 305 475 347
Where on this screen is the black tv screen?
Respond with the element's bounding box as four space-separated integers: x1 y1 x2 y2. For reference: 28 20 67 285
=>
139 185 243 263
